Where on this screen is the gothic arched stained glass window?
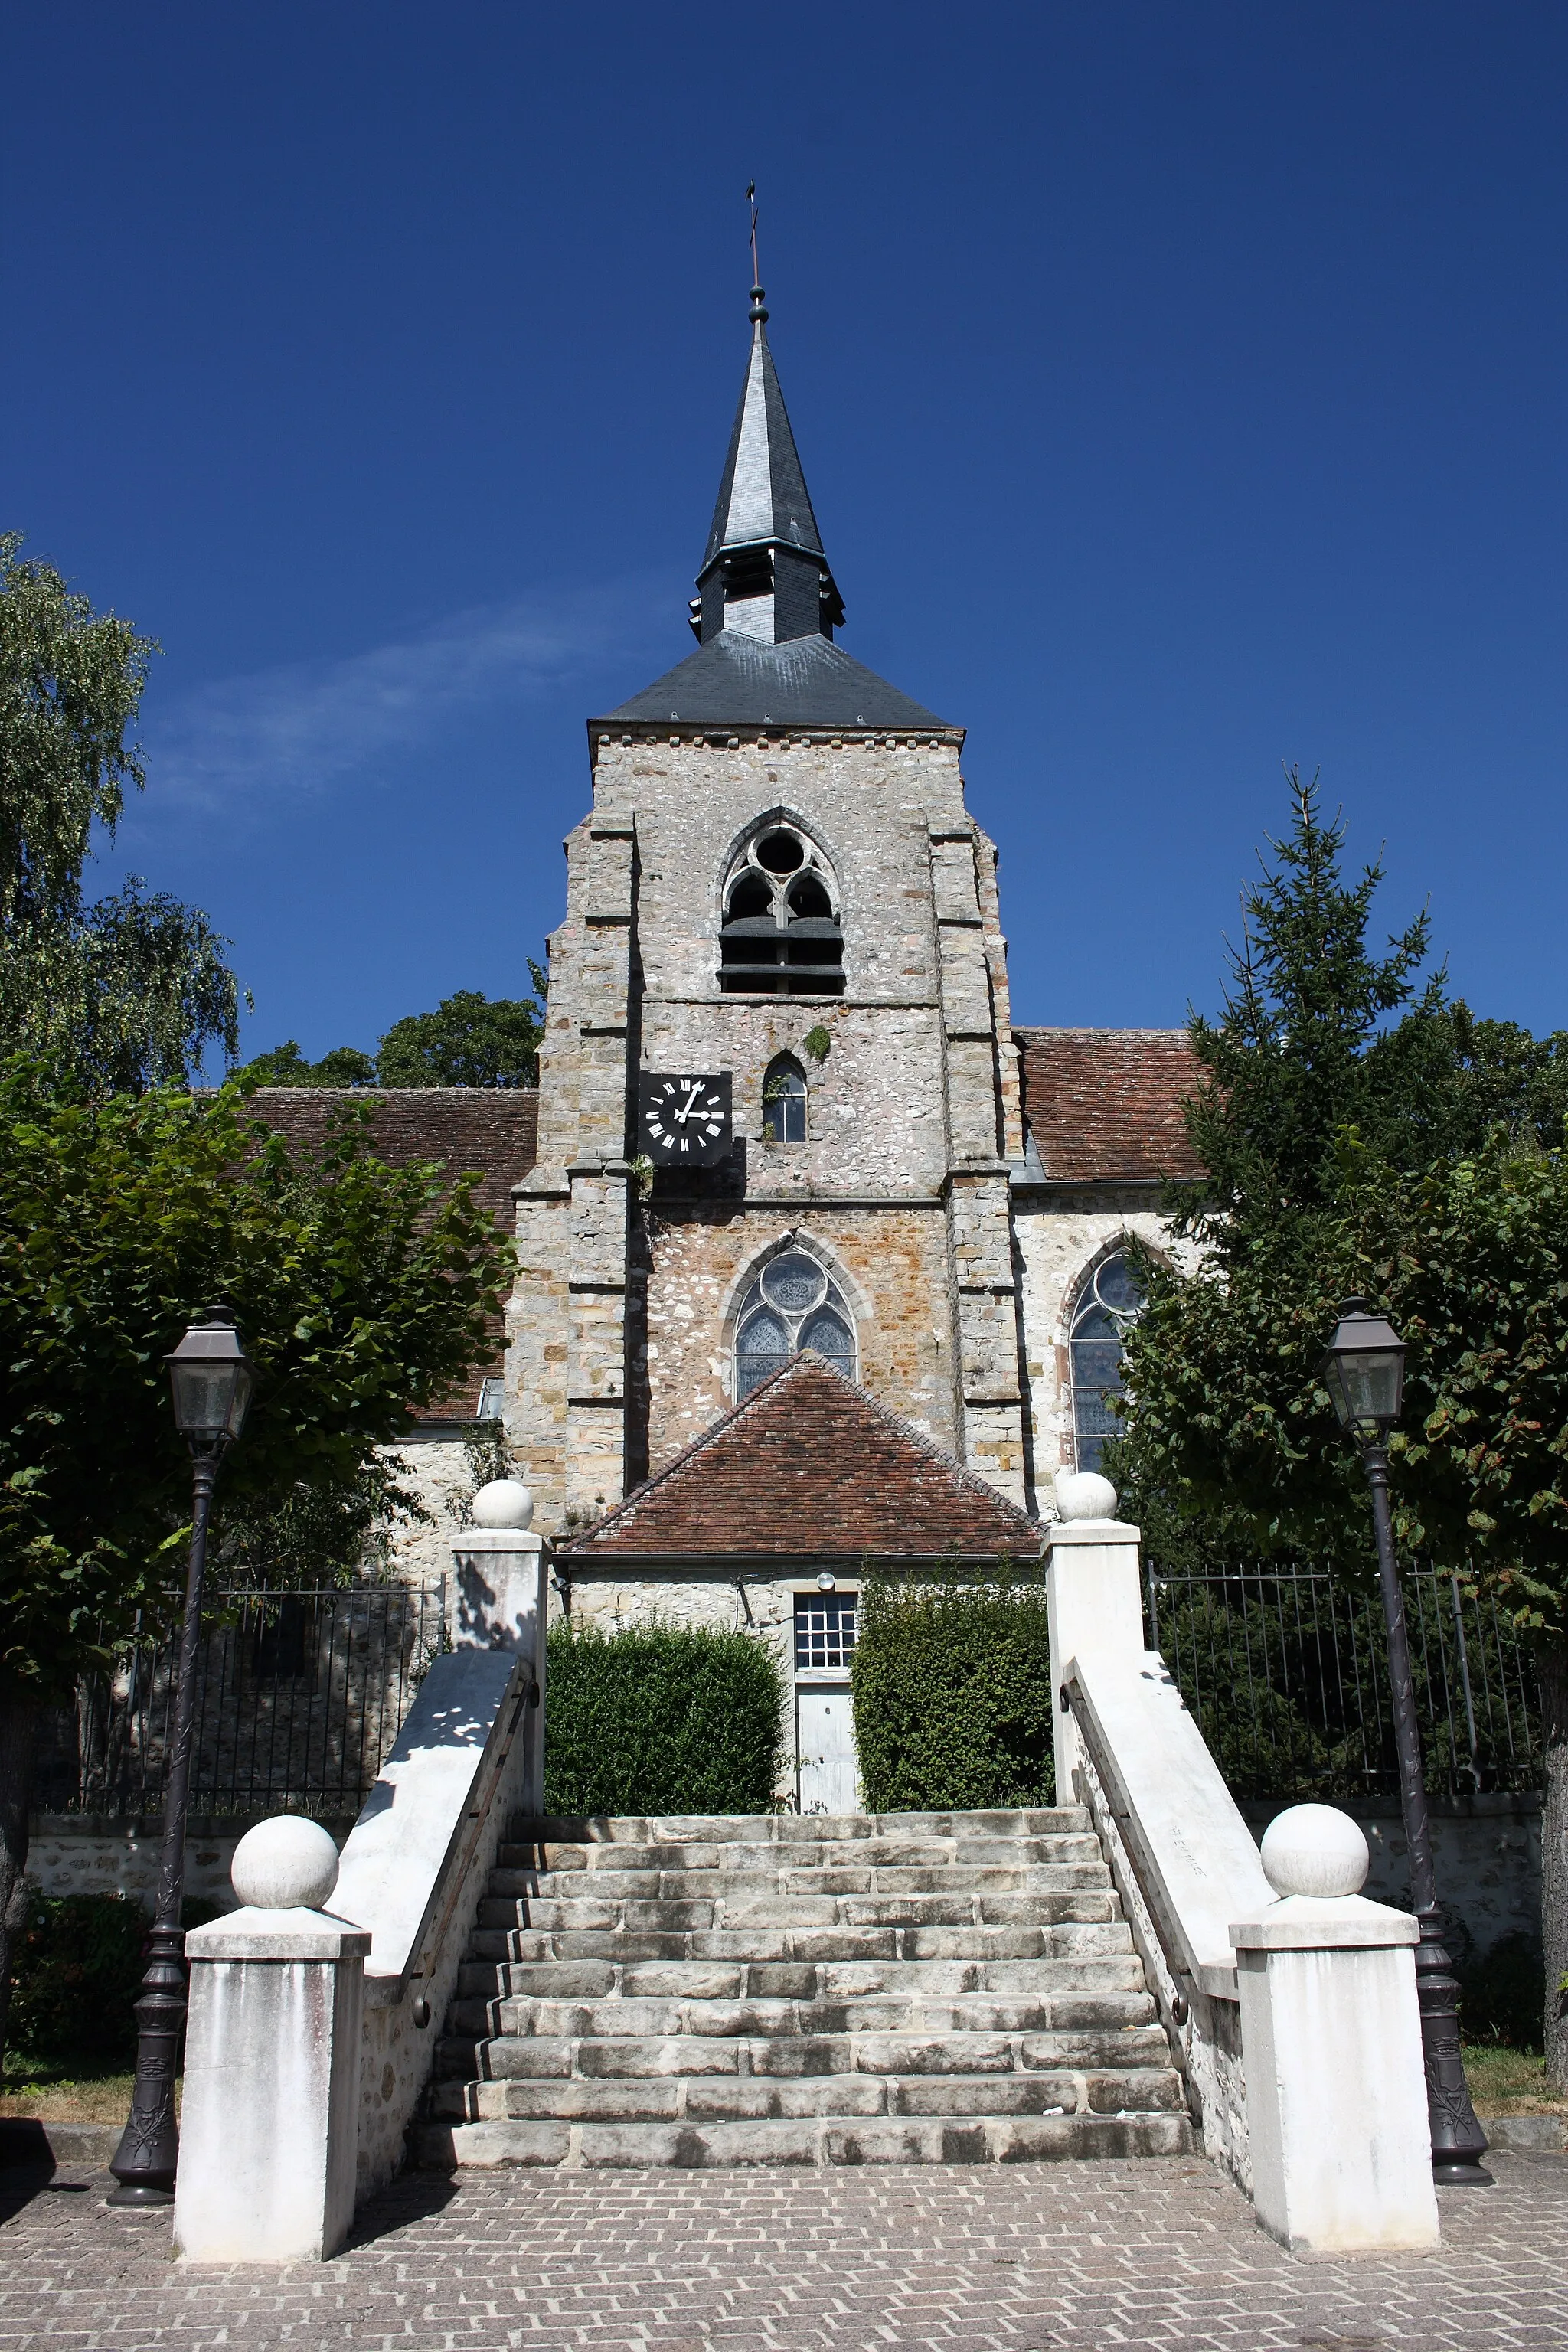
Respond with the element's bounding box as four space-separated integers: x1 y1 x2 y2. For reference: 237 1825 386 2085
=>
734 1249 856 1400
1069 1252 1146 1472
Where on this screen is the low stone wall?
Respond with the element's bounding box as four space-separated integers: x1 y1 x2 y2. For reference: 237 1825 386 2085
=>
26 1815 355 1910
1240 1793 1542 1962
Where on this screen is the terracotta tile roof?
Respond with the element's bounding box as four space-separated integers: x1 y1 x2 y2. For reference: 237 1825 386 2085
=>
247 1088 537 1416
559 1353 1042 1560
1014 1028 1204 1184
246 1088 537 1230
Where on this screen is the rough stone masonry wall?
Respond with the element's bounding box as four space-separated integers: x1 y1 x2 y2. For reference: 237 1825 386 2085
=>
380 1432 505 1586
640 1204 955 1471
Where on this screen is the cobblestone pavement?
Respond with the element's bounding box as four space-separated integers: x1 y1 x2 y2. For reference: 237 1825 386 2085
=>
2 2154 1566 2352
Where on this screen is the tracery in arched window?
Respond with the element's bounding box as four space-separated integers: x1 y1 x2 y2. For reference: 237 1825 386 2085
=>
761 1054 807 1144
1069 1252 1146 1472
718 822 844 997
734 1249 855 1400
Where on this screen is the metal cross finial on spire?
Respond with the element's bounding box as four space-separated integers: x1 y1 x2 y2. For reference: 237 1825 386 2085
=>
746 181 766 323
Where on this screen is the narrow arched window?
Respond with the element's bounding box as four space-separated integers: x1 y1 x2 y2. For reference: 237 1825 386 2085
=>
1070 1252 1146 1472
762 1054 807 1144
719 822 844 998
735 1249 856 1400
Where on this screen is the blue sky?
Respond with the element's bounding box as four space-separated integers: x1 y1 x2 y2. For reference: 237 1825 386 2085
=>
5 4 1565 1062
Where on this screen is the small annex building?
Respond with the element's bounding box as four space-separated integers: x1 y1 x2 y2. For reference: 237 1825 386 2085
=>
554 1351 1041 1810
249 279 1204 1805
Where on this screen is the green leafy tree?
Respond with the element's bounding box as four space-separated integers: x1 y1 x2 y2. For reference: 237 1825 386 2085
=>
0 1063 510 2056
239 1039 378 1087
377 978 546 1089
243 963 550 1090
0 535 243 1088
1116 774 1568 2074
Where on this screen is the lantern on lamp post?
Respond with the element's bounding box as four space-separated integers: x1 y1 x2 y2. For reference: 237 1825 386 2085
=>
1320 1298 1491 2187
107 1308 253 2207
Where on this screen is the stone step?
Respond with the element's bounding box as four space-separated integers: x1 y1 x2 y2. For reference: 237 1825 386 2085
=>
454 1942 1135 2001
454 1958 1148 2014
462 1925 1133 1978
428 2064 1186 2125
494 1835 1106 1875
415 2109 1192 2170
472 1916 1122 1963
492 1863 1110 1901
435 2017 1170 2082
447 1980 1151 2043
497 1890 1115 1936
511 1808 1093 1847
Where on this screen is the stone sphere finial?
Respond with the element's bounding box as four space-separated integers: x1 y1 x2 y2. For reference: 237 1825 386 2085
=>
472 1478 534 1531
1260 1804 1370 1900
1054 1468 1119 1523
230 1816 340 1911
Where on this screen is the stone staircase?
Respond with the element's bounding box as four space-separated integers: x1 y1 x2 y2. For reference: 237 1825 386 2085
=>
417 1807 1193 2169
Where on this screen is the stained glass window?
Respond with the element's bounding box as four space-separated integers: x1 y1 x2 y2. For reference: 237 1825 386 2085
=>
1070 1252 1146 1472
735 1250 857 1400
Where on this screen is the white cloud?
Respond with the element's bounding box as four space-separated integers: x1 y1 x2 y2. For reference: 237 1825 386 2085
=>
142 579 668 808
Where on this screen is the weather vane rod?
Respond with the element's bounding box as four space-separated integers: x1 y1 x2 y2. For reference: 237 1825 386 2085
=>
746 181 766 321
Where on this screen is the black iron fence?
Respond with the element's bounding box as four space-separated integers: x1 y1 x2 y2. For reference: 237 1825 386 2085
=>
1145 1565 1541 1801
34 1580 449 1819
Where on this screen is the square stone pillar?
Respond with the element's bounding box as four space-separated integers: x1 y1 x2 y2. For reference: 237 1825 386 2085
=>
1230 1893 1439 2252
450 1527 547 1816
1044 1511 1145 1794
175 1905 369 2263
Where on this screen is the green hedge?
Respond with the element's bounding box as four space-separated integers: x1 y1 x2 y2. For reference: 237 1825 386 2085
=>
544 1618 786 1816
8 1891 218 2069
851 1572 1056 1811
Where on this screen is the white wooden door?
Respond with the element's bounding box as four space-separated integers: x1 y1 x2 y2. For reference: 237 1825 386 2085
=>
797 1683 859 1815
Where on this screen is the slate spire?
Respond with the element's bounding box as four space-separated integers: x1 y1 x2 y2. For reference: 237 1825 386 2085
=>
689 286 845 647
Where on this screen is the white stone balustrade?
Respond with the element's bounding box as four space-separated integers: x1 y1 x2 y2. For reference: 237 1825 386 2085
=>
172 1494 548 2259
449 1477 547 1820
1045 1472 1439 2252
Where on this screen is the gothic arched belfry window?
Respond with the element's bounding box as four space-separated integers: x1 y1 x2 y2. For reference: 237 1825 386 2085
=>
734 1248 856 1400
719 822 844 997
1069 1253 1146 1472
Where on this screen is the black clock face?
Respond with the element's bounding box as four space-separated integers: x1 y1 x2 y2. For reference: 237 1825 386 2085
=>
638 1072 733 1165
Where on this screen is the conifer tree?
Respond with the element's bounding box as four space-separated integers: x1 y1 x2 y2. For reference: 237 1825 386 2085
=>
1116 772 1568 2073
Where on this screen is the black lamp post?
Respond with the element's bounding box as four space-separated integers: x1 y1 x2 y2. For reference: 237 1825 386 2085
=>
107 1307 253 2208
1320 1298 1492 2188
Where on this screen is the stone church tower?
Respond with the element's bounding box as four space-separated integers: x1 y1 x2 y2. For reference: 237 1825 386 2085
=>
509 281 1037 1533
253 284 1198 1802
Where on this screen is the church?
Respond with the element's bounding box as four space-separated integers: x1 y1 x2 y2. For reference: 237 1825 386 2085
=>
260 279 1201 1808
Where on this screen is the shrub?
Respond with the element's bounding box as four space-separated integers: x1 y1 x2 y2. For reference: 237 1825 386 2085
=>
8 1892 149 2069
9 1890 226 2073
851 1570 1056 1811
1457 1928 1545 2050
544 1618 786 1816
